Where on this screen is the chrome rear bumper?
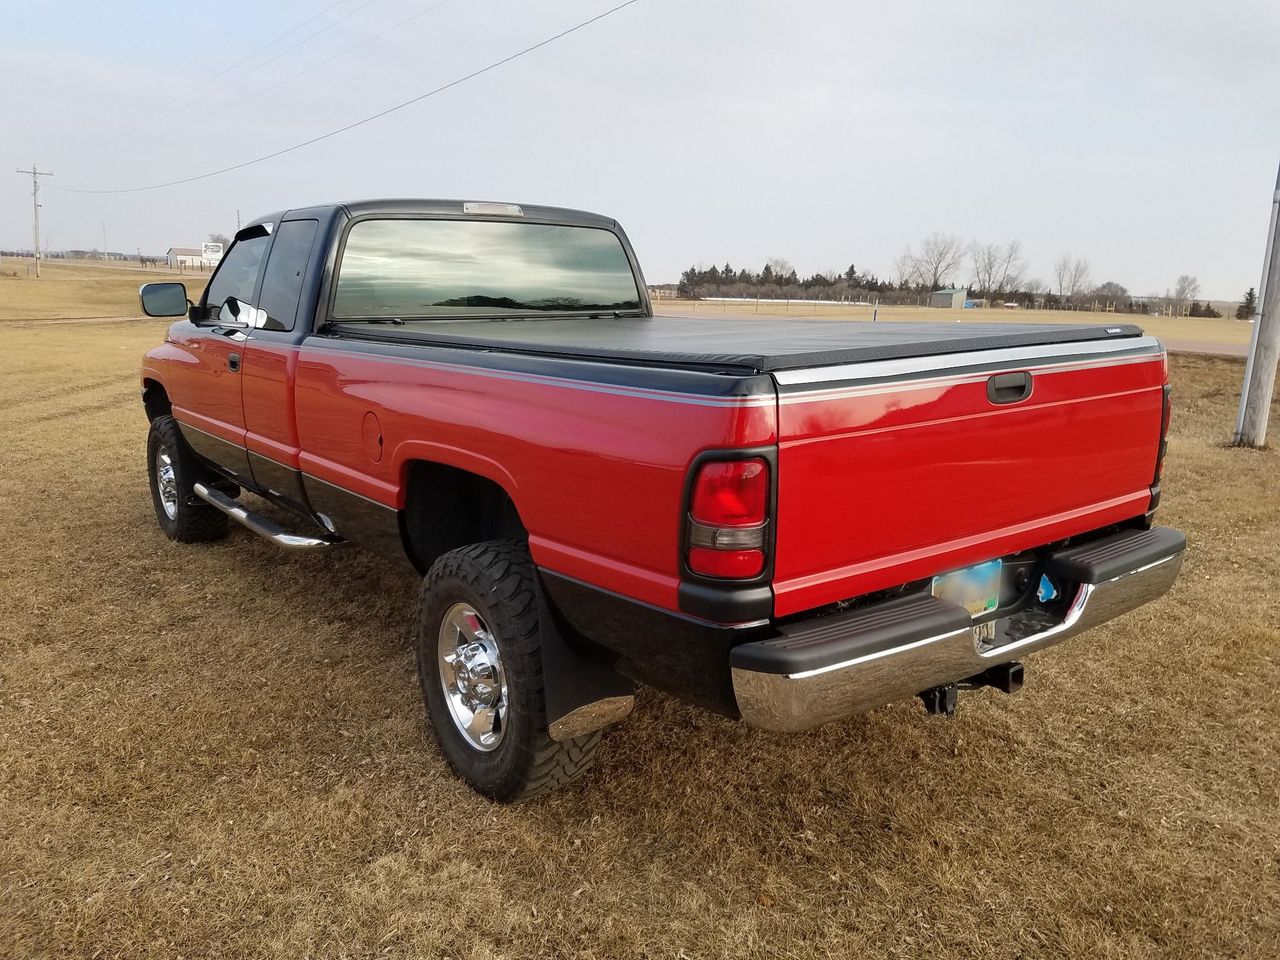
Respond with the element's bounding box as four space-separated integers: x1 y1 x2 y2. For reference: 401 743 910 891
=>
731 526 1186 733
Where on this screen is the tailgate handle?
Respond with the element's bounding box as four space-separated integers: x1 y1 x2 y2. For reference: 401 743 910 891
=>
987 371 1032 404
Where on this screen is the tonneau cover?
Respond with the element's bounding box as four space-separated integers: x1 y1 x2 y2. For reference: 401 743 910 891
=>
332 315 1144 373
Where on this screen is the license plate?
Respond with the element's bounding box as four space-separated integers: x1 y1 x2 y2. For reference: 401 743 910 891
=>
931 559 1002 617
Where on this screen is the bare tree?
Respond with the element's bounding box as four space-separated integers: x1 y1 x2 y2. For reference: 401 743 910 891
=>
1025 277 1047 297
970 240 1027 295
1054 256 1071 298
971 242 1000 294
898 232 965 289
894 251 917 287
1054 255 1092 301
765 257 794 278
1172 274 1200 314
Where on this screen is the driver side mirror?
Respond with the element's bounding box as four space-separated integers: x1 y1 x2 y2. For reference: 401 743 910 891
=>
139 282 190 318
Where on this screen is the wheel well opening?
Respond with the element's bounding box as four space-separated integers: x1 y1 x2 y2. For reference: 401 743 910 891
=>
142 380 172 422
402 461 527 574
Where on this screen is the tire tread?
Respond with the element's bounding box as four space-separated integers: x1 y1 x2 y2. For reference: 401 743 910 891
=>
416 540 601 801
148 415 229 543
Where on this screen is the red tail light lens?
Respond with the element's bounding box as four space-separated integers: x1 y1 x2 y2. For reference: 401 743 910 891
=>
687 458 769 579
691 459 768 526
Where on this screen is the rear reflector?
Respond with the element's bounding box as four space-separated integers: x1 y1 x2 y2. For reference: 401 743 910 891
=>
688 547 765 579
687 458 769 579
1147 381 1172 515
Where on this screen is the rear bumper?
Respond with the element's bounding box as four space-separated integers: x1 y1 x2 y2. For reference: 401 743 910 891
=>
731 526 1186 732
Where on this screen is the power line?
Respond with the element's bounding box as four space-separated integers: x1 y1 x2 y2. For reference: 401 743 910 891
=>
56 0 352 158
129 0 384 135
53 0 643 196
127 0 455 154
159 0 352 107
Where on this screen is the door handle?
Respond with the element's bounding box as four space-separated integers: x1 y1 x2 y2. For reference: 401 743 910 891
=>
987 371 1032 404
227 352 241 373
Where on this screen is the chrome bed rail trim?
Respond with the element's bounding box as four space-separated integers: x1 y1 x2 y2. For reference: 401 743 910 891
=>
772 335 1163 388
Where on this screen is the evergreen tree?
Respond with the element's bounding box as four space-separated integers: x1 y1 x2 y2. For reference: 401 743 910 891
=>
677 266 699 299
1237 287 1257 320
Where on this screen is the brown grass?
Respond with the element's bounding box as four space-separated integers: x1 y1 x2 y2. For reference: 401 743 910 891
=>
0 257 208 320
1 320 1278 959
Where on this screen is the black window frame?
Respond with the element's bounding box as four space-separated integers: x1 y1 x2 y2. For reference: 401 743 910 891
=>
255 218 320 333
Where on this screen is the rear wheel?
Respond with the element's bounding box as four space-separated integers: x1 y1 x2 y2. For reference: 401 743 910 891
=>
416 541 601 801
147 415 229 543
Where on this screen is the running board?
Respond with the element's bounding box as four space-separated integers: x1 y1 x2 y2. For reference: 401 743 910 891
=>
193 482 345 551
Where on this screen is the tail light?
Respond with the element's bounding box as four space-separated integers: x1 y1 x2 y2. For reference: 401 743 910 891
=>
1150 382 1172 512
686 458 769 579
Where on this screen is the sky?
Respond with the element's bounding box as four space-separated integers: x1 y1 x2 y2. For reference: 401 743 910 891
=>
3 0 1279 298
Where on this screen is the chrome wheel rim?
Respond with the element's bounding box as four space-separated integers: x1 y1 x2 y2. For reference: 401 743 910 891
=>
155 444 179 520
437 602 508 752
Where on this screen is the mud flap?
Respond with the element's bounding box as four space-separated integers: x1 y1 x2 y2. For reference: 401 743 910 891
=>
534 577 636 742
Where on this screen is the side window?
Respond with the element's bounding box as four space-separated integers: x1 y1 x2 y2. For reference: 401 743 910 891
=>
204 233 270 312
257 220 319 332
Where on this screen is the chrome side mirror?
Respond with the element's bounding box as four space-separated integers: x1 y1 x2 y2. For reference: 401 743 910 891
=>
217 296 253 328
139 282 189 318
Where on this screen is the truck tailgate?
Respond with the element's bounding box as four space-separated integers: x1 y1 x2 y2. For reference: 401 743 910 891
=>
771 336 1167 617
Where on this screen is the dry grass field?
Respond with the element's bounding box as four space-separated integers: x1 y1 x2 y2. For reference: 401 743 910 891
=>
0 257 209 320
1 306 1278 957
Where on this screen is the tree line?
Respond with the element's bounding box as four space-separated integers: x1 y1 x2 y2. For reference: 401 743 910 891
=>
677 259 896 302
675 231 1244 317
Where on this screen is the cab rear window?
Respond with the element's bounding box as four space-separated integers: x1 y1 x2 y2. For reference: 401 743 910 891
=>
332 218 641 320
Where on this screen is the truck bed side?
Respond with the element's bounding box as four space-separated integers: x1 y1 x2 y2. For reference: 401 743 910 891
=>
293 337 776 611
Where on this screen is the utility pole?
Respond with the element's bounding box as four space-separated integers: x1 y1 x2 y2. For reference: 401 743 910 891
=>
14 163 53 278
236 209 241 231
102 222 108 261
1235 158 1280 448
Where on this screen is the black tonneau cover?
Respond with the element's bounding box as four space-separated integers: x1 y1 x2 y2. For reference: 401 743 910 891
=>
330 315 1145 373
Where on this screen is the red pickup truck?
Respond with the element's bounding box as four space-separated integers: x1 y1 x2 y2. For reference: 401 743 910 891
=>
139 199 1185 800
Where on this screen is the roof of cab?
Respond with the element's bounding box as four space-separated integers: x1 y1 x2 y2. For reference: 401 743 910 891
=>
243 199 617 229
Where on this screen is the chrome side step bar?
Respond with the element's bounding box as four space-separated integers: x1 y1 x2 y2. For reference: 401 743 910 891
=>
193 483 344 551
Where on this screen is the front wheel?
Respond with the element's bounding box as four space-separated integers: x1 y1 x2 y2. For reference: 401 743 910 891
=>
147 415 229 543
415 541 601 801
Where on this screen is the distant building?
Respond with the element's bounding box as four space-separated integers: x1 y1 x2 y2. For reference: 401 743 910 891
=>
166 244 222 269
928 288 968 309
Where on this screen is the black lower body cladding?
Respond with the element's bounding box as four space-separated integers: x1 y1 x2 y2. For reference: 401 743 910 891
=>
539 571 766 717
